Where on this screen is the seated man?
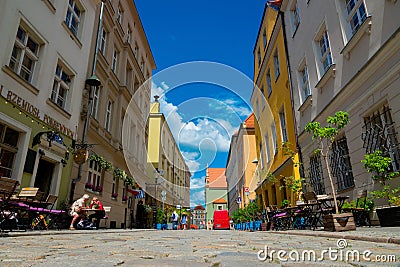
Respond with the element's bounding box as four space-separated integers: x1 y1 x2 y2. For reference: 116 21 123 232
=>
69 194 90 230
88 197 105 229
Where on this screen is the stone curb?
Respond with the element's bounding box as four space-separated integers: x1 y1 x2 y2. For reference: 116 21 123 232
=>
268 230 400 245
0 228 155 238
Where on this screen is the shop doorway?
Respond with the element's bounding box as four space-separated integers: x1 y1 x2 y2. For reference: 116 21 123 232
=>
34 158 55 197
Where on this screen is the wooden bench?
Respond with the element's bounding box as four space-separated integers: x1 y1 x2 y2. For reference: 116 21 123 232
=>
0 177 20 231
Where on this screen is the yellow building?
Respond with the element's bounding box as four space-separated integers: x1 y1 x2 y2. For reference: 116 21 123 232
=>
147 99 190 212
250 1 300 209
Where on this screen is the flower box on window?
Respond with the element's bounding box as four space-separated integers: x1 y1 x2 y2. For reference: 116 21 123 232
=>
122 196 128 202
85 183 94 190
94 185 103 193
111 192 118 199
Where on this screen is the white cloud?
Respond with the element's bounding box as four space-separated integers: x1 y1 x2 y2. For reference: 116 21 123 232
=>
190 176 205 189
190 189 205 208
151 82 235 153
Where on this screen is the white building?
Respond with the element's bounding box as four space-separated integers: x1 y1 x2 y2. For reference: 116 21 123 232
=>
0 0 99 206
281 0 400 203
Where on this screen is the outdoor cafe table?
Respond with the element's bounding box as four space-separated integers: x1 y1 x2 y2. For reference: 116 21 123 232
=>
317 195 350 213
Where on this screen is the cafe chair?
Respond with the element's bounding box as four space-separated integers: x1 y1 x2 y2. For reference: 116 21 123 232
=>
99 206 111 229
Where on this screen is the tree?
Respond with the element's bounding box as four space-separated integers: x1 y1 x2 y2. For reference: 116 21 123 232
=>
304 111 350 214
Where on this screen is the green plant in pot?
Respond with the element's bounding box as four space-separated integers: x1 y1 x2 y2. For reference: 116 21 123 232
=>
281 199 290 208
305 111 356 231
362 150 400 227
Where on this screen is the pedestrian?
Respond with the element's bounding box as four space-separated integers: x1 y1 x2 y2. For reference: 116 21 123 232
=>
136 200 145 228
180 212 187 230
88 197 105 229
69 194 90 230
171 210 179 230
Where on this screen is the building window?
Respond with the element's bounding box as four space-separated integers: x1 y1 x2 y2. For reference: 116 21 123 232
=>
290 0 300 34
329 136 354 191
134 43 139 59
140 58 144 72
51 63 71 110
260 143 265 169
273 49 280 79
308 155 325 195
317 30 333 74
255 99 260 121
117 4 123 25
87 159 102 189
362 104 400 171
105 100 112 131
112 48 119 73
262 29 267 48
0 123 19 178
266 69 272 96
346 0 366 34
279 108 288 143
257 49 261 66
126 26 132 44
265 133 271 163
9 26 40 83
91 86 100 119
271 122 278 155
65 0 82 36
99 28 107 55
299 64 310 102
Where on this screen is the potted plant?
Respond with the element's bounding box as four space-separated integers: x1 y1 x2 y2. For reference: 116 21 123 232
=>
85 182 94 191
362 150 400 226
156 208 164 230
94 185 103 193
280 199 290 209
122 196 128 202
305 111 356 231
111 192 118 199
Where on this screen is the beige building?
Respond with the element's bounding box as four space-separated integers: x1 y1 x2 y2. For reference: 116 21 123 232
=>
147 100 191 212
0 0 99 207
281 0 400 203
71 0 156 229
226 114 257 216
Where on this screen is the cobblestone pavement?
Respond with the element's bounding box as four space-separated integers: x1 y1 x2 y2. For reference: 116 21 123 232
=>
0 229 399 267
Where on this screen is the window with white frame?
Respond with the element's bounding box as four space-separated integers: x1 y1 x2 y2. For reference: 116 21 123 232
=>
262 29 267 48
265 133 271 163
271 122 278 155
316 29 333 74
266 69 272 96
273 49 280 79
91 86 100 119
65 0 82 36
260 143 265 169
346 0 366 34
112 48 119 73
134 43 138 58
290 0 300 34
9 26 40 83
51 63 72 110
87 159 102 189
298 63 310 102
126 26 132 44
362 104 400 171
0 123 20 178
105 100 112 131
117 4 123 25
279 108 288 143
99 27 107 55
255 99 260 120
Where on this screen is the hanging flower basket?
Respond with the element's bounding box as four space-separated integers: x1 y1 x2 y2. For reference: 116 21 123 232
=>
113 168 127 180
144 204 152 213
88 154 113 171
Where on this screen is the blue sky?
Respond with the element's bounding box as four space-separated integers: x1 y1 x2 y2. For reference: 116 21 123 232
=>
135 1 266 207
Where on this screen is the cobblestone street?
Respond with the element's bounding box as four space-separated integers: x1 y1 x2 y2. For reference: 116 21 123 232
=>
0 229 399 266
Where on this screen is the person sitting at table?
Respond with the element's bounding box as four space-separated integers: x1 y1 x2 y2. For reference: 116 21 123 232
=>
69 194 90 230
88 197 105 229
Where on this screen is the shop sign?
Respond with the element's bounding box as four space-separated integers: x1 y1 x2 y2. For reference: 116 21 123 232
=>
1 86 74 138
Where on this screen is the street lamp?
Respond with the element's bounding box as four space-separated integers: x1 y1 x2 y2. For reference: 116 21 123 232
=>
152 169 164 228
